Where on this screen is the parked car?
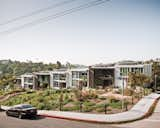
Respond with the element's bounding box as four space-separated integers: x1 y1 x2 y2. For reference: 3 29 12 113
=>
156 90 160 94
0 106 2 111
6 104 37 119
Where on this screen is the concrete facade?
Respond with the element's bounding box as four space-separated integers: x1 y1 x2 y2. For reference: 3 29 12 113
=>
50 70 68 89
21 73 36 89
34 72 50 89
20 61 152 89
70 68 89 88
20 68 89 89
114 63 152 88
90 61 152 88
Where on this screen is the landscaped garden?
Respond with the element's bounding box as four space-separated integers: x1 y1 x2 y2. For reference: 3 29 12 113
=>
0 88 151 114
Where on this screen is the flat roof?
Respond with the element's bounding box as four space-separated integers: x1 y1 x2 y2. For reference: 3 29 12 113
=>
21 73 34 77
70 68 88 72
51 71 67 74
91 66 115 69
34 71 50 75
91 64 147 69
116 64 144 68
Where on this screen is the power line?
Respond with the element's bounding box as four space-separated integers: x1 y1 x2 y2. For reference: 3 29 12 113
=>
0 0 76 26
0 0 109 35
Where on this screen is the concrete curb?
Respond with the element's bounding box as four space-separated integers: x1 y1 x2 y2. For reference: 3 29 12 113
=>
38 114 107 124
38 93 160 124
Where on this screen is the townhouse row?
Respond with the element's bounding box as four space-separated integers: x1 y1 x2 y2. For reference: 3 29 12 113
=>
16 61 152 89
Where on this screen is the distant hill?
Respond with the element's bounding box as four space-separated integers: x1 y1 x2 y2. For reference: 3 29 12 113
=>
0 60 78 77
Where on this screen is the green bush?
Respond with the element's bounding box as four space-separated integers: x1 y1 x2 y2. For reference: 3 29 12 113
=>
55 90 61 93
26 90 35 94
109 101 121 109
83 106 94 112
83 101 96 107
62 105 78 111
43 90 50 96
96 107 105 112
37 97 44 102
37 103 46 110
0 89 126 113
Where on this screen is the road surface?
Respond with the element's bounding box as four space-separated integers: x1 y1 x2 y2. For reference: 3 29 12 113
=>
0 112 117 128
1 99 159 128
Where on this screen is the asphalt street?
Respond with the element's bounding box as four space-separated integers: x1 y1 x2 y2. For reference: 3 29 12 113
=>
0 112 118 128
1 99 160 128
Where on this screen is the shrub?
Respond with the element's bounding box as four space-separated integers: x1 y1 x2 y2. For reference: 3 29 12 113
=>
37 97 44 102
124 88 133 96
96 107 105 112
44 103 53 110
62 105 78 111
62 89 70 93
109 101 121 109
37 103 46 110
83 101 96 107
26 90 35 94
43 90 50 96
64 94 69 100
83 106 94 112
55 89 61 93
81 90 98 100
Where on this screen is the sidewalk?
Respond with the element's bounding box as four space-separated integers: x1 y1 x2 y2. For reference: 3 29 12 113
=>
38 93 160 124
114 94 160 128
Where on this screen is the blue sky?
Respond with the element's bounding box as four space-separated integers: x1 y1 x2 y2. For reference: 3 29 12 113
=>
0 0 160 65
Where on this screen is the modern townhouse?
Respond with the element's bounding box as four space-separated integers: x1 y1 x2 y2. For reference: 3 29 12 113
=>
34 71 50 89
49 68 89 89
20 68 89 89
21 73 36 89
89 61 152 88
114 61 152 88
50 69 68 89
89 63 115 89
70 68 89 88
20 61 152 89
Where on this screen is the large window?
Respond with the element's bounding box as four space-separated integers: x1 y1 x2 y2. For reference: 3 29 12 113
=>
72 71 87 79
120 67 144 76
24 77 33 83
53 81 59 87
120 68 128 76
53 74 66 80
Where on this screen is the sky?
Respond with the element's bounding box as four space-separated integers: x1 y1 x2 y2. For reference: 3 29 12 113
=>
0 0 160 65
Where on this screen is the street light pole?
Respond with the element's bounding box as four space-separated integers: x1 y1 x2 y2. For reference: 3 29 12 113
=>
122 78 124 111
155 74 157 92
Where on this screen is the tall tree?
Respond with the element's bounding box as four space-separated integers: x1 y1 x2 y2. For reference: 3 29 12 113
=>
152 61 160 90
56 61 62 69
128 72 151 97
